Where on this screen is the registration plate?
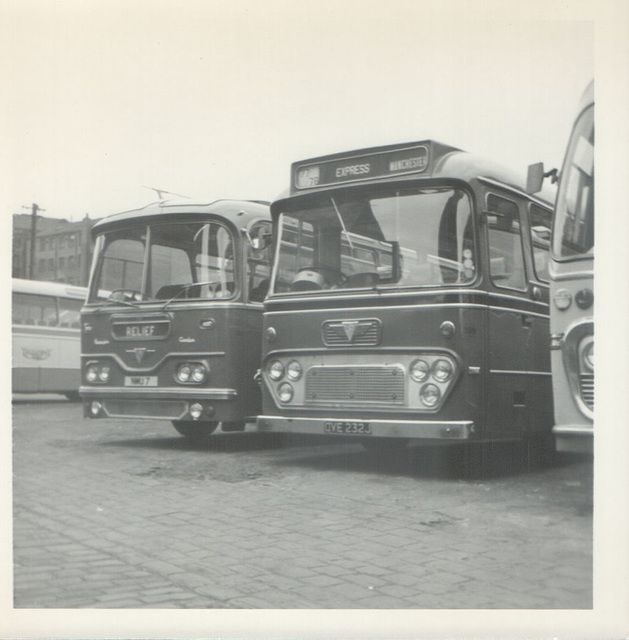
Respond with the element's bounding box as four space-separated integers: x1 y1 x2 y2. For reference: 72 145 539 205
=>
324 421 371 435
124 376 158 387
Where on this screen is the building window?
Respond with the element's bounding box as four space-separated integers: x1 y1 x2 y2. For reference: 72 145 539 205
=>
59 256 65 270
39 238 45 251
48 258 54 270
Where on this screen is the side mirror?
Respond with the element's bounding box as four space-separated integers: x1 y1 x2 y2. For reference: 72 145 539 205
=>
252 232 272 250
526 162 545 194
526 162 559 194
242 228 272 250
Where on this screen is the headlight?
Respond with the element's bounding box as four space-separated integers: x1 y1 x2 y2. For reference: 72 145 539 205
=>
420 383 441 407
554 289 572 311
582 341 594 371
278 382 294 403
177 364 192 383
191 363 208 383
286 360 302 381
98 366 111 382
410 359 430 382
432 359 453 382
86 365 99 383
268 360 285 381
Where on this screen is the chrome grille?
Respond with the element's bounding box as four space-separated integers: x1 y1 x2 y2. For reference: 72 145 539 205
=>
306 366 405 404
580 373 594 410
322 319 381 346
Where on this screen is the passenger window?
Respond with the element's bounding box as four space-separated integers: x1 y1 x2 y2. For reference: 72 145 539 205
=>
12 293 58 326
58 298 83 328
487 194 526 291
529 204 551 282
247 223 272 302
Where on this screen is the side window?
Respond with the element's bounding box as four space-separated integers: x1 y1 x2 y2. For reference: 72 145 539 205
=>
486 194 526 291
274 217 316 293
58 298 83 329
247 222 272 302
529 204 551 282
12 293 58 326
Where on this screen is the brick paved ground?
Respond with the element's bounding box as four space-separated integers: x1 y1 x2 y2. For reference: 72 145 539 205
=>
12 397 593 609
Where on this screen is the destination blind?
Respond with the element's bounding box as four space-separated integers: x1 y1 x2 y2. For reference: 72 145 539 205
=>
294 144 430 190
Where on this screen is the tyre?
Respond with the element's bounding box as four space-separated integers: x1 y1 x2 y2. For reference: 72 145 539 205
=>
524 432 557 468
171 420 218 441
221 421 246 432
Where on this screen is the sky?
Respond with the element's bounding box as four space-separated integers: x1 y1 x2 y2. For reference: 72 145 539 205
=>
2 1 595 221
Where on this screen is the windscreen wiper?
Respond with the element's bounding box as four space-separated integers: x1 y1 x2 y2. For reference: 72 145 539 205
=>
93 290 141 313
331 197 355 251
160 281 221 310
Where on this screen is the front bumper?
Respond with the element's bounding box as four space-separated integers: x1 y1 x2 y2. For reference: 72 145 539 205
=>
553 424 594 455
256 415 474 440
80 386 238 421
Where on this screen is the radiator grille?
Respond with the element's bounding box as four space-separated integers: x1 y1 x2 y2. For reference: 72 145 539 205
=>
580 373 594 410
322 319 381 346
306 366 405 404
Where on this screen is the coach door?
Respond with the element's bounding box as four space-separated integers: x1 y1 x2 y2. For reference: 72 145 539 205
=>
485 192 536 439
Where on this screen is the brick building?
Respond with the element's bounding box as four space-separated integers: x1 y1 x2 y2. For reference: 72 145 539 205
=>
12 213 100 286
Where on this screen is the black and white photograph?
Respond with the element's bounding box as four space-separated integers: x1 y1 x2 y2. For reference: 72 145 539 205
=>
2 0 628 638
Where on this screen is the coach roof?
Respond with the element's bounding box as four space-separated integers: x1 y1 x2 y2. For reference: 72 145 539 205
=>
91 199 270 237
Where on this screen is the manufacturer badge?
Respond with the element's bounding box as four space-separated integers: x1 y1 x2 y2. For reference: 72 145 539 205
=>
126 347 156 364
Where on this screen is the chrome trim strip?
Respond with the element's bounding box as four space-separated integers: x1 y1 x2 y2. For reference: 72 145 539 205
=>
266 303 487 316
487 291 548 307
80 351 226 373
80 386 237 399
257 415 473 440
83 301 250 313
488 306 549 319
267 288 487 304
489 370 551 376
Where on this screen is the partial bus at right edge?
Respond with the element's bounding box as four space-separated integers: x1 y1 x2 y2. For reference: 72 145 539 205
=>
529 81 594 454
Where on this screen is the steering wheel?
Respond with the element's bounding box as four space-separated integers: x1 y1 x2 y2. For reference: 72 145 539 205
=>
295 266 347 286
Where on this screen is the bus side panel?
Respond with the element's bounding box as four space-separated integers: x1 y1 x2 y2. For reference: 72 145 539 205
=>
528 311 553 436
12 327 81 394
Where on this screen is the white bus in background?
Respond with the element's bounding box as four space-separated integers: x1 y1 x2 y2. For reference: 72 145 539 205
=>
12 278 87 400
527 81 594 453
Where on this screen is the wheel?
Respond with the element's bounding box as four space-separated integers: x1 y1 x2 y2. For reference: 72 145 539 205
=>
524 432 557 468
221 421 246 432
361 438 408 454
171 420 218 441
292 266 347 288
